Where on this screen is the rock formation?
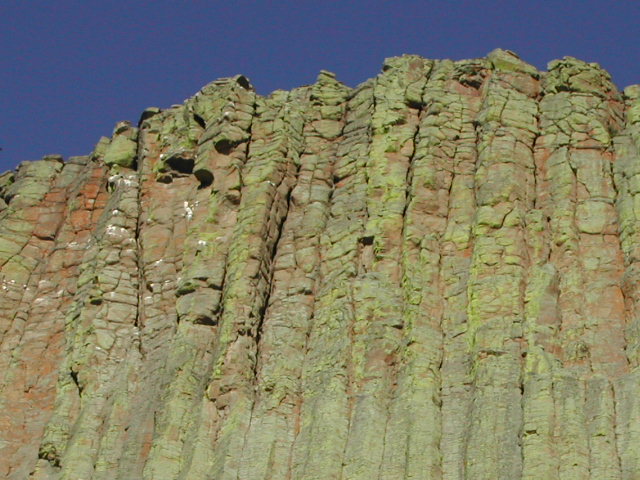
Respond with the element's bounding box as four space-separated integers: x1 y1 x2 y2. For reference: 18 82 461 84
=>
1 49 639 479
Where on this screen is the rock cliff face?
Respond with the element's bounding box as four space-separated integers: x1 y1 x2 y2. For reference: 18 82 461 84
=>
1 49 640 479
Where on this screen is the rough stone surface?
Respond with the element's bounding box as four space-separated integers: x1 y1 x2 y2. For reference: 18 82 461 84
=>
1 49 639 479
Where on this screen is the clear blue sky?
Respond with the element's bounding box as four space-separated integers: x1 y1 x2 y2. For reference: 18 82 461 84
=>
2 1 639 171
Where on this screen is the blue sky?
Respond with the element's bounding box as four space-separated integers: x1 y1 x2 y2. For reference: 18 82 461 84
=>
1 1 639 171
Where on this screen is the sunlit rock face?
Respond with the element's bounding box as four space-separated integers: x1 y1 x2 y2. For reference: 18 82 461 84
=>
1 49 640 479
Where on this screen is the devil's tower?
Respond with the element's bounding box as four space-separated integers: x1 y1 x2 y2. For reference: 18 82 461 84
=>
1 49 640 479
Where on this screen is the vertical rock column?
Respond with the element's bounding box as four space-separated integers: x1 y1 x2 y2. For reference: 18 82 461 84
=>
290 79 374 480
39 133 141 480
142 76 256 479
464 50 540 479
378 57 486 480
0 159 66 479
531 57 626 479
201 88 306 479
433 59 486 480
0 156 109 480
341 55 432 480
97 98 209 478
237 72 349 480
614 83 640 480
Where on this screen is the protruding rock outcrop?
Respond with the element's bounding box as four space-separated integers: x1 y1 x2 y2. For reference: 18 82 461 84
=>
1 49 639 479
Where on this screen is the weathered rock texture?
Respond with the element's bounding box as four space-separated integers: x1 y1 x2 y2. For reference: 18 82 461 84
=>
1 49 640 479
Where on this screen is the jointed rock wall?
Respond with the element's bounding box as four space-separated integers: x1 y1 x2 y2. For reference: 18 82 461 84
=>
1 49 640 479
